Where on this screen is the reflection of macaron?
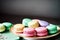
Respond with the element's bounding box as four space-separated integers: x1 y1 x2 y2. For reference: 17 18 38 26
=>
46 24 58 34
39 20 49 27
13 24 25 33
23 28 36 37
3 22 13 30
22 18 31 26
0 24 5 32
28 20 39 28
35 27 48 36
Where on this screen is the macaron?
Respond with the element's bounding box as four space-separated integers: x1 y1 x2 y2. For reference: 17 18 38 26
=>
13 24 25 33
46 24 58 34
22 18 31 27
0 24 5 32
3 22 13 30
39 20 49 27
35 27 48 36
23 28 36 37
28 20 39 28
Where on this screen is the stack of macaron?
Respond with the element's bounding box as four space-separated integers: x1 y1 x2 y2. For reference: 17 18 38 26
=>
13 24 25 34
11 18 59 37
46 24 58 34
23 28 36 37
0 22 13 32
28 20 39 28
35 27 48 36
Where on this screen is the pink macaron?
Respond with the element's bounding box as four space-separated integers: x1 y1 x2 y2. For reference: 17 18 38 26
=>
35 27 48 36
23 28 36 37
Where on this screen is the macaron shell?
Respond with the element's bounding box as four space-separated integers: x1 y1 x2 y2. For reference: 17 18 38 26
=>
39 20 49 27
14 24 24 29
46 24 57 30
46 26 57 31
3 22 13 27
37 32 48 36
22 18 31 26
23 28 35 33
48 30 58 34
35 27 47 32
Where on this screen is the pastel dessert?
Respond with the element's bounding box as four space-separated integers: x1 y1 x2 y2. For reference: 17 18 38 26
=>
28 20 39 28
22 18 31 26
0 24 5 32
13 24 25 33
3 22 13 30
23 28 36 37
35 27 48 36
39 20 49 27
46 24 58 34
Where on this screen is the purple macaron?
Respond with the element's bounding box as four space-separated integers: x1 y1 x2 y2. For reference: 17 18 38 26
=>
39 20 49 27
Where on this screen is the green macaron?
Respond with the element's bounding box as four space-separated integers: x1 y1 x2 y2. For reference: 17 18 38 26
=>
2 22 13 30
22 18 31 27
46 24 58 34
0 24 5 32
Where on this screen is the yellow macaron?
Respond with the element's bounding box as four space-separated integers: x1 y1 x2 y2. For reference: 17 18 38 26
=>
28 20 39 28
